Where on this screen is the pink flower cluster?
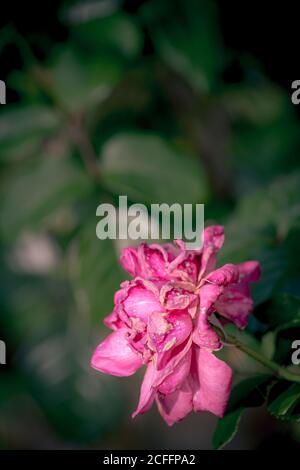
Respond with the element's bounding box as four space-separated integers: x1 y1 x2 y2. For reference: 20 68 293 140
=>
91 226 260 425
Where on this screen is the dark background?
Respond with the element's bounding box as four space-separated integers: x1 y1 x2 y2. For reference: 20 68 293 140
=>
1 1 299 94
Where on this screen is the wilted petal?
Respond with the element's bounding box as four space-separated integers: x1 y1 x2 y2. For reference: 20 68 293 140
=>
103 309 125 330
121 244 176 280
193 348 232 417
194 264 240 348
166 311 193 348
123 284 163 322
168 241 200 283
237 260 261 283
120 245 159 278
132 361 156 417
133 339 193 419
158 348 192 394
174 258 200 283
167 240 188 272
215 286 253 329
198 225 225 279
91 329 143 376
193 283 222 349
148 311 193 368
156 381 193 426
215 260 261 329
160 282 197 311
141 244 175 278
204 263 239 286
103 280 160 332
120 247 141 277
203 225 225 251
153 337 193 384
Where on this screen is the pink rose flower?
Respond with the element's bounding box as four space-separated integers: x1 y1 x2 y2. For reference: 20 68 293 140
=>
91 226 261 425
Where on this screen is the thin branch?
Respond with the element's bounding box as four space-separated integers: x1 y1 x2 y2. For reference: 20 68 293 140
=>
32 66 100 181
213 324 300 385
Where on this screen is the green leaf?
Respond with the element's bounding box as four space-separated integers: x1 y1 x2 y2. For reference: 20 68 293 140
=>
261 331 276 360
251 251 286 306
224 84 300 185
71 13 143 59
276 320 300 338
49 47 122 112
227 375 271 411
0 106 60 143
219 174 300 306
212 408 242 450
254 295 300 364
234 172 300 238
101 133 209 204
145 0 225 92
0 154 91 240
268 382 300 421
220 174 300 289
217 222 272 265
223 84 292 125
219 227 285 307
61 0 121 25
69 221 124 323
255 293 300 328
232 120 299 184
0 134 45 163
213 375 271 449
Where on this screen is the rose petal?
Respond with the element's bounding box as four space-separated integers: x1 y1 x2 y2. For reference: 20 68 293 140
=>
198 225 225 279
158 348 192 394
123 285 163 322
204 263 239 286
156 381 193 426
153 337 193 384
133 339 193 419
120 244 175 280
160 282 197 311
141 244 174 278
148 310 193 355
120 247 141 277
91 329 143 376
214 261 261 329
193 348 232 417
215 286 253 329
132 361 156 417
193 283 223 349
103 309 125 330
237 261 261 283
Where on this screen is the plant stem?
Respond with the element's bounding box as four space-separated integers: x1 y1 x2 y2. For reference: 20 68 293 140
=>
68 113 101 180
32 67 101 181
213 325 300 385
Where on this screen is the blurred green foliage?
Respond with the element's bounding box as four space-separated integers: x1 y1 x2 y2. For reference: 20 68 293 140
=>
0 0 300 449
